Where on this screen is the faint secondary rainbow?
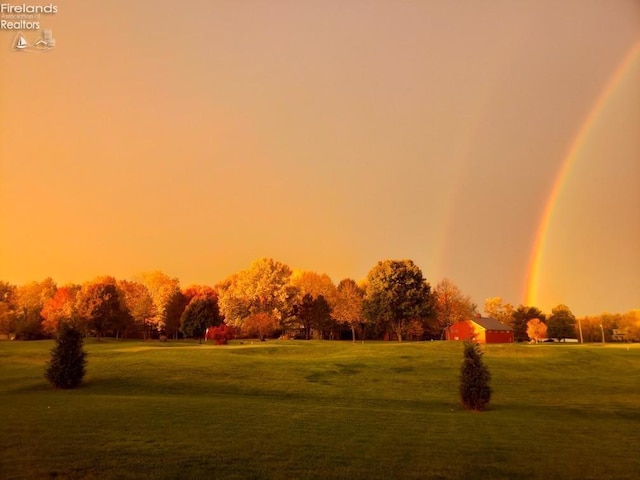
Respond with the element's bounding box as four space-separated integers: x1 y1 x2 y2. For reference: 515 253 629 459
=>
525 41 640 307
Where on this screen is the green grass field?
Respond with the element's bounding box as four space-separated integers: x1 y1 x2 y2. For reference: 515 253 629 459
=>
1 340 639 480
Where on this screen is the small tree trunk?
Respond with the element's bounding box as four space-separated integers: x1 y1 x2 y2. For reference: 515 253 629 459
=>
394 321 403 342
351 326 356 343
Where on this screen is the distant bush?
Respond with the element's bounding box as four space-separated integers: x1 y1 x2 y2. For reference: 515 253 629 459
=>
45 324 87 389
459 341 491 411
207 324 235 345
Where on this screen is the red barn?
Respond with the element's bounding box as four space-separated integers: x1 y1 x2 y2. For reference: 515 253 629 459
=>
446 317 513 343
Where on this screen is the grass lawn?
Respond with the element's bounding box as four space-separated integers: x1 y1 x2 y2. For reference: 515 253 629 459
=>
1 339 639 479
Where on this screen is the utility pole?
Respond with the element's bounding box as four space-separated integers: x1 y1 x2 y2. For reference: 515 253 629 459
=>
578 317 584 344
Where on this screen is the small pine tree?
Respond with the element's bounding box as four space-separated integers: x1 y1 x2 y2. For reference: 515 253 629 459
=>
459 341 491 411
45 323 87 389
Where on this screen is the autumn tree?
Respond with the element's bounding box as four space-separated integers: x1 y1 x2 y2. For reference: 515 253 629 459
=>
289 270 338 308
611 310 640 342
289 270 338 338
242 312 280 340
117 280 156 339
511 306 546 342
526 318 548 343
333 278 365 342
433 278 476 338
602 310 640 342
206 324 235 345
576 315 598 342
183 285 217 301
547 304 576 341
0 281 17 337
405 318 426 341
218 258 292 331
13 278 57 339
75 277 129 339
363 260 431 342
136 271 181 336
41 285 81 335
483 297 514 325
584 311 640 343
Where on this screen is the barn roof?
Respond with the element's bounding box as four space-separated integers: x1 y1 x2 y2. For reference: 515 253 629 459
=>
470 317 512 331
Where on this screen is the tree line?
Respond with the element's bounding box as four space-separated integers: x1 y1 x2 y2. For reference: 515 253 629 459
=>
0 258 637 342
482 297 640 343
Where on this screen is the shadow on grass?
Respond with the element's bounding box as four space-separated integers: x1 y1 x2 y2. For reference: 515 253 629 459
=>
486 400 640 422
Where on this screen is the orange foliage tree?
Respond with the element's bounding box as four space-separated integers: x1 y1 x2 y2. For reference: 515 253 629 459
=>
434 278 476 338
242 312 279 339
41 285 81 335
135 271 181 336
526 318 547 343
14 278 57 339
218 258 292 331
333 278 364 342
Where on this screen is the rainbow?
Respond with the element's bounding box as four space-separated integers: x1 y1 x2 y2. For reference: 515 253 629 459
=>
525 41 640 307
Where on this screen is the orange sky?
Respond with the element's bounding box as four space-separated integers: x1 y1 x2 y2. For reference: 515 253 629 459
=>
1 1 638 316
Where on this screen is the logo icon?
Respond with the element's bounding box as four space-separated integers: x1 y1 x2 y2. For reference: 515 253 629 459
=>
14 33 29 49
12 30 55 52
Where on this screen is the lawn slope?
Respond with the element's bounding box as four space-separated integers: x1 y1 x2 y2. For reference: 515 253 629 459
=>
1 340 638 479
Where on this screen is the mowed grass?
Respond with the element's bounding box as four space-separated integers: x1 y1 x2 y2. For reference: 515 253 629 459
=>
1 340 639 480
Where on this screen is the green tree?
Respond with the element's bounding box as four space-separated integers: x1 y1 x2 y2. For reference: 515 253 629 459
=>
362 260 431 342
296 294 332 340
45 323 87 389
180 295 221 343
459 341 491 411
165 289 189 340
547 304 576 341
511 305 546 342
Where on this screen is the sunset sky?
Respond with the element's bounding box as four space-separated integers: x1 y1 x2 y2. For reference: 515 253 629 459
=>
1 1 638 317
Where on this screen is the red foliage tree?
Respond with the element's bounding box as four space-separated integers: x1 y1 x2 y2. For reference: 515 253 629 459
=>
206 324 235 345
